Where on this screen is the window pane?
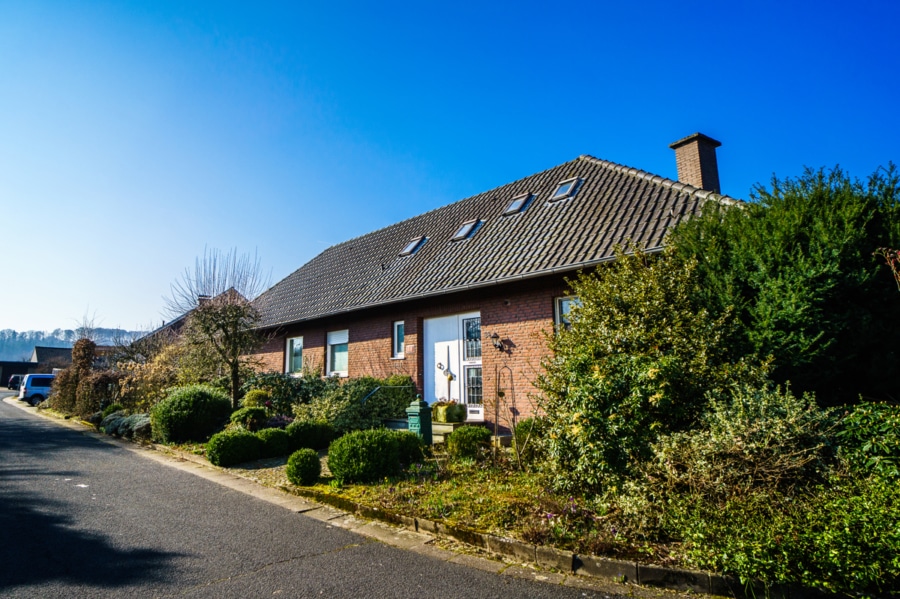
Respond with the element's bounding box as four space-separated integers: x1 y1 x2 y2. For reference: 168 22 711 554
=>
288 338 303 372
465 367 483 404
331 343 348 373
394 322 404 356
463 317 481 359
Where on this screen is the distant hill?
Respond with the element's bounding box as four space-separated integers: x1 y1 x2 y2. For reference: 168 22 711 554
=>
0 328 143 361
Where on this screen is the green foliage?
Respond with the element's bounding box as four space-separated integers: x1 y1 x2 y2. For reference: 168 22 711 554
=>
446 425 492 461
537 247 764 492
102 403 126 420
513 417 547 466
100 413 151 440
206 429 263 467
433 401 465 423
653 471 900 595
149 384 231 443
241 372 329 415
393 430 426 466
836 401 900 479
293 375 415 434
327 428 401 483
285 420 336 451
241 388 271 408
229 406 268 431
256 427 290 458
669 165 900 404
286 448 321 486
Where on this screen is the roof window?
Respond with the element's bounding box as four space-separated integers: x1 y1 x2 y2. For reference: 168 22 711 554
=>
452 219 482 241
399 236 426 256
550 177 581 201
503 193 533 215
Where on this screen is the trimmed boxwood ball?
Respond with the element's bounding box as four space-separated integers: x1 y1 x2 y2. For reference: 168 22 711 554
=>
446 425 492 461
207 430 262 467
150 384 231 443
286 448 321 486
257 427 290 458
286 420 336 451
327 428 401 483
393 430 426 466
241 388 271 408
230 406 268 431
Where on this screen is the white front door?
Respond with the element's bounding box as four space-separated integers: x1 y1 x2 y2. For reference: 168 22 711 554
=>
423 311 482 406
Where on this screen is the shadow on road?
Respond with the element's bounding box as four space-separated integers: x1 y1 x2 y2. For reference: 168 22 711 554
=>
0 402 186 592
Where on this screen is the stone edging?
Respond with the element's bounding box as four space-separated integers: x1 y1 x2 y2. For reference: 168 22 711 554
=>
280 488 828 599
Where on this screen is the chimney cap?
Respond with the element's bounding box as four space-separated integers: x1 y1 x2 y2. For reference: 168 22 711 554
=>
669 132 721 150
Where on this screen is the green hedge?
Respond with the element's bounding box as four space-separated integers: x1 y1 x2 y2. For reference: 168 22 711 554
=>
150 385 231 443
286 420 336 451
230 406 268 431
327 428 401 483
446 425 492 461
257 427 290 458
207 430 262 467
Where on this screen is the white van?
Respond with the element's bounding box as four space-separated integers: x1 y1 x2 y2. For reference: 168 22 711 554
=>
19 374 55 406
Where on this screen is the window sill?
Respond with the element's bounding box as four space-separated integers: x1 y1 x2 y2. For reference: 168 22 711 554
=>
390 355 405 361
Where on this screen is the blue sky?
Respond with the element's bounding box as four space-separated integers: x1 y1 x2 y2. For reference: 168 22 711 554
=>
2 1 898 332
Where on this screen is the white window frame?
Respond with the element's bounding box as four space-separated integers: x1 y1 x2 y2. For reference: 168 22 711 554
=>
399 236 426 256
326 329 349 377
550 177 581 202
285 336 304 374
503 193 533 215
451 219 482 241
555 296 582 329
392 321 405 358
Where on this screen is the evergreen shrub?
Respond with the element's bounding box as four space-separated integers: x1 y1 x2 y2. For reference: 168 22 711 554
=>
230 406 268 431
286 420 336 451
207 429 262 467
446 425 492 461
102 403 126 420
241 388 271 408
257 427 290 458
327 428 400 483
286 448 321 486
393 430 425 466
150 384 231 443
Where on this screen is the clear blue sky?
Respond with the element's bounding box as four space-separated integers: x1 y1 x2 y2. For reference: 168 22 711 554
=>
2 0 898 332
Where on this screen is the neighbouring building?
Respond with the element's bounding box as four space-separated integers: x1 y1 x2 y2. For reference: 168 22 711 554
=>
251 133 736 429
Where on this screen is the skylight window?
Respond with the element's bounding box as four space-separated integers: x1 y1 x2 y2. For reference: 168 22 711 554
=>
550 177 581 201
452 219 482 241
503 193 533 215
399 236 426 256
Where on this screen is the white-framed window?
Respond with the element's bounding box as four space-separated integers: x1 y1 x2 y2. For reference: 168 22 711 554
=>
399 236 426 256
555 296 582 329
326 329 349 377
451 219 483 241
550 177 581 201
503 193 533 215
285 336 303 374
392 321 405 358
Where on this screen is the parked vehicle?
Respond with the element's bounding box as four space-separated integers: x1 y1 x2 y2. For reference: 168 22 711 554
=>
18 374 55 406
7 374 23 390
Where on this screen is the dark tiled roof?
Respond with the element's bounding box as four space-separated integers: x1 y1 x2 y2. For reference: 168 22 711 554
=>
255 155 737 328
32 346 73 364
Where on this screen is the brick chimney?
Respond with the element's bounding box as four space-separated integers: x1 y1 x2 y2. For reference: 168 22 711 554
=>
669 133 722 194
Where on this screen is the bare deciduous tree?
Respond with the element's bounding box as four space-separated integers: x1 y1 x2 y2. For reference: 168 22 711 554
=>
165 248 270 409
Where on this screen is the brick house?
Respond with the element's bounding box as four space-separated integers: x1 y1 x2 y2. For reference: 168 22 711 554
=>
251 133 734 428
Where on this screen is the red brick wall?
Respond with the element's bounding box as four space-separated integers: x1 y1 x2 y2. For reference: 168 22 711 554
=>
250 274 573 429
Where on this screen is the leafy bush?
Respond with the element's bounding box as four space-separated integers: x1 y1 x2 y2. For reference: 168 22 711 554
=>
327 428 400 483
836 401 900 479
537 247 764 492
241 372 331 415
513 417 547 466
669 165 900 405
100 411 127 436
446 425 492 461
229 406 268 431
206 429 262 467
286 420 336 451
102 403 126 420
150 384 231 443
393 430 425 466
100 412 151 440
241 389 271 408
293 375 414 434
75 370 126 420
257 427 290 458
286 448 321 486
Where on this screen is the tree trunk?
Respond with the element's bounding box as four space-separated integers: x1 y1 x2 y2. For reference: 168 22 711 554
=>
230 362 240 411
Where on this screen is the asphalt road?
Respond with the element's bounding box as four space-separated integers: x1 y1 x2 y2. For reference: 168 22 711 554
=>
0 394 623 598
